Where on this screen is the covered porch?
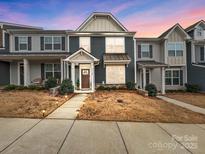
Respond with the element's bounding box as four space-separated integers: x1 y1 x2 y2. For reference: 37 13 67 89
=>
64 48 99 93
137 61 167 94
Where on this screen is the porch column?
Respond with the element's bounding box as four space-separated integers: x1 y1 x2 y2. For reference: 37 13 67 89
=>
60 59 64 82
142 67 146 89
161 67 165 94
91 62 95 92
23 58 30 86
191 41 196 63
71 63 75 88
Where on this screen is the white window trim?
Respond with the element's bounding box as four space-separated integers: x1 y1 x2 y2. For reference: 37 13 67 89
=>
199 45 205 62
141 43 151 59
165 68 181 86
168 42 184 57
44 36 62 51
105 37 125 53
19 36 28 51
44 63 61 79
79 37 90 52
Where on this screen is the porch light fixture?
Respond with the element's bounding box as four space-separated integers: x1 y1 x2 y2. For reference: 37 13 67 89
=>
56 101 59 105
65 95 68 98
42 110 46 117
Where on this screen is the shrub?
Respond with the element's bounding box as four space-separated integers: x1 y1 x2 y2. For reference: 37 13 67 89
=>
16 85 26 90
126 81 136 90
145 84 157 97
44 77 57 89
27 85 45 90
59 79 74 95
97 85 106 90
185 83 200 93
3 84 18 90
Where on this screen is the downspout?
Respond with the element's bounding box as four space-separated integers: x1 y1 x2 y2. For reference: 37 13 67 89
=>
133 37 137 84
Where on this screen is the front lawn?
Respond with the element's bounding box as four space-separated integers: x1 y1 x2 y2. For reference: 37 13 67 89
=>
166 92 205 109
0 90 73 118
77 91 205 123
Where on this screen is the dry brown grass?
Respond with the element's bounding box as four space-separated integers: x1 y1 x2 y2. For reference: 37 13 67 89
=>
77 91 205 123
0 90 74 118
166 92 205 109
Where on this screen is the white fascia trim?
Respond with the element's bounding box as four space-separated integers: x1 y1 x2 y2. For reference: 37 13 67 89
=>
76 13 128 32
164 24 191 40
64 48 99 62
186 20 205 32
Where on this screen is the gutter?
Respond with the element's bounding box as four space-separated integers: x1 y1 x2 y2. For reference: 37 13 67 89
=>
192 63 205 68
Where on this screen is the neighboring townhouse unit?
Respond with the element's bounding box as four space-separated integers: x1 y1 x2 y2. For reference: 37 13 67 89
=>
0 12 135 93
136 24 191 94
185 20 205 91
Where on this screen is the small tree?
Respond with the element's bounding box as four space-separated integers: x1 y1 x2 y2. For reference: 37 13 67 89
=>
185 83 200 93
145 84 157 97
44 77 57 89
59 79 74 95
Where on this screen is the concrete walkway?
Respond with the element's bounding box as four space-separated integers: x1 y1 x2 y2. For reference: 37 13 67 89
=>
158 95 205 115
46 94 87 119
0 118 205 154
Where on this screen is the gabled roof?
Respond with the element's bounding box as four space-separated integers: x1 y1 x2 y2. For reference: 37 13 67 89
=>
185 20 205 32
158 23 191 39
64 48 99 62
76 12 128 32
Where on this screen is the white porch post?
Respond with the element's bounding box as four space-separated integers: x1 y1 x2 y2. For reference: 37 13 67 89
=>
191 41 196 63
161 67 165 95
23 58 30 86
60 59 64 82
66 63 69 79
91 62 95 92
71 63 75 88
142 67 146 89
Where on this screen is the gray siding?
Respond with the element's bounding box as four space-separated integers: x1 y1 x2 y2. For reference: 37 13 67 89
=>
187 42 205 91
69 36 79 53
0 61 10 85
91 37 106 84
125 37 135 82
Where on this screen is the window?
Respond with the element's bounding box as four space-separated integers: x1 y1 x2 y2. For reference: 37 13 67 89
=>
44 36 61 50
141 44 150 58
19 36 28 50
165 70 181 85
168 42 183 57
106 37 124 53
45 64 61 80
200 46 205 61
80 37 90 52
106 65 125 84
196 27 203 37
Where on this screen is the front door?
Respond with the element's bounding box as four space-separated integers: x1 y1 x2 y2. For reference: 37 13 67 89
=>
81 69 90 89
19 63 24 85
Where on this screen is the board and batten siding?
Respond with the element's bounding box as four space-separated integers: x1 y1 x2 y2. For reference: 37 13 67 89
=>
106 65 125 84
81 17 123 32
166 29 186 66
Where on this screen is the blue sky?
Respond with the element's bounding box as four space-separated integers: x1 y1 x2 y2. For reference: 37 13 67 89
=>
0 0 205 36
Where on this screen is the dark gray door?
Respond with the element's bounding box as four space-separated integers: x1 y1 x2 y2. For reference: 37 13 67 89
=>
20 63 24 85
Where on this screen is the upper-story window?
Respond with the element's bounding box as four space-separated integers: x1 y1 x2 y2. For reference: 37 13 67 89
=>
19 36 28 51
79 37 90 52
141 44 150 58
168 42 183 57
44 36 61 50
200 46 205 62
106 37 124 53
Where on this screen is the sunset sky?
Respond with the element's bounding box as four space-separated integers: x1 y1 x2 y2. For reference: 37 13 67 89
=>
0 0 205 37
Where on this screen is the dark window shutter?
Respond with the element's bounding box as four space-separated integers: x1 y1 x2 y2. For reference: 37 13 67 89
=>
40 37 44 50
200 47 204 61
62 36 65 50
15 37 19 51
28 37 32 51
149 45 153 58
180 70 183 86
41 64 45 80
138 45 141 58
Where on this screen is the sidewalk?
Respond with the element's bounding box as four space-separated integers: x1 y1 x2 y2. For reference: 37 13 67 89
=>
158 95 205 115
46 94 87 119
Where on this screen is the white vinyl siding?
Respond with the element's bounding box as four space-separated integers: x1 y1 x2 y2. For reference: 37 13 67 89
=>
106 65 125 84
79 37 90 52
106 37 125 53
19 36 28 51
44 36 61 50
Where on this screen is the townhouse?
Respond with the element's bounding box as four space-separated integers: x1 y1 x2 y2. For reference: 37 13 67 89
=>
185 20 205 91
0 12 204 93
